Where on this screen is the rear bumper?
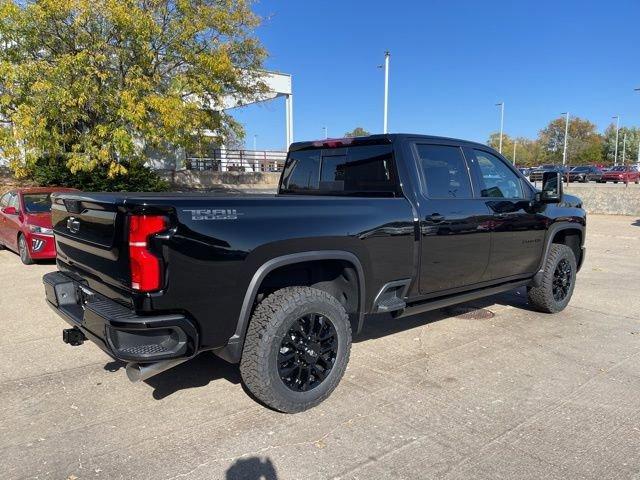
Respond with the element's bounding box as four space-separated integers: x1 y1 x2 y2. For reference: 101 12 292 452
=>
43 271 198 363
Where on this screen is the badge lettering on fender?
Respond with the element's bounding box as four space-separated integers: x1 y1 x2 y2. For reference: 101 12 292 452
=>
183 209 244 221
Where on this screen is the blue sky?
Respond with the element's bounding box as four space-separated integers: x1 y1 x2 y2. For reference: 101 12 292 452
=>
232 0 640 150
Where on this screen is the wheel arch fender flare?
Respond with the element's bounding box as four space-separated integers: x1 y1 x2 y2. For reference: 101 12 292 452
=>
215 250 366 364
531 222 585 287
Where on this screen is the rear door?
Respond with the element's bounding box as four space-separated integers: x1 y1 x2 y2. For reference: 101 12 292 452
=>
469 148 546 280
412 141 492 295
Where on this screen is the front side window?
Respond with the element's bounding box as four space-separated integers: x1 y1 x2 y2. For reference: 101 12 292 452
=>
0 192 10 207
415 144 472 199
280 145 397 196
474 150 524 199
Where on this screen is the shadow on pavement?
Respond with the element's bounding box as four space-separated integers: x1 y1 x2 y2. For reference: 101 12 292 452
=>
632 219 640 227
226 456 278 480
102 288 532 399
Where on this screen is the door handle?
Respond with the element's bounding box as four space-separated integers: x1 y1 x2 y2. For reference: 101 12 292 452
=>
427 213 445 223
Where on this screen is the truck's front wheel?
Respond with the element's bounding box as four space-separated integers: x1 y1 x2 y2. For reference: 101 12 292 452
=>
527 243 577 313
240 287 352 413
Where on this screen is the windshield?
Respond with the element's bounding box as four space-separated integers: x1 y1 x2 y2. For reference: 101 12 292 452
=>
571 167 589 172
23 193 53 213
611 166 626 171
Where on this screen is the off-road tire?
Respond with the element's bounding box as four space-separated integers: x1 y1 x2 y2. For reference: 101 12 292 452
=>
527 243 576 313
240 286 352 413
18 234 34 265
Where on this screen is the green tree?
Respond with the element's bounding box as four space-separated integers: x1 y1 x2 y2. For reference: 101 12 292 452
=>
538 116 603 165
602 124 640 165
0 0 267 183
344 127 370 138
487 132 542 167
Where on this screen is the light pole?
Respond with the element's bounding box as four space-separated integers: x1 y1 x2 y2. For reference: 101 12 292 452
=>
612 115 620 165
495 102 504 153
622 133 627 165
253 134 257 151
635 89 640 167
379 51 390 134
512 140 517 166
561 112 570 166
322 126 328 139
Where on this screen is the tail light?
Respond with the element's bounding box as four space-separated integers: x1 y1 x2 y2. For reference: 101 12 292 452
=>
129 215 167 292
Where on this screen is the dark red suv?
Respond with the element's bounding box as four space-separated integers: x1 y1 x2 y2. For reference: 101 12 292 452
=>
0 187 78 264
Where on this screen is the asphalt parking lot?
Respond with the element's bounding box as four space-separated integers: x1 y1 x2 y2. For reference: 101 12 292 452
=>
1 214 639 480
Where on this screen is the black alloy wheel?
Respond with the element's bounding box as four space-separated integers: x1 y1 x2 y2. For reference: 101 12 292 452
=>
552 259 572 302
277 313 338 392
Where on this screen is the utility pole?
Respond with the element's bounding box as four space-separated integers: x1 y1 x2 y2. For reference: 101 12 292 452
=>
612 115 620 165
381 51 390 134
561 112 570 166
495 102 504 153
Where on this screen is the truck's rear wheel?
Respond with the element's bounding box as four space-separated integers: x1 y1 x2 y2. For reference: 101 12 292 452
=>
240 286 352 413
527 243 576 313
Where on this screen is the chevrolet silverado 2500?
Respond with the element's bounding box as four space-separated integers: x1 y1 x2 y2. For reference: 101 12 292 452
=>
43 134 585 412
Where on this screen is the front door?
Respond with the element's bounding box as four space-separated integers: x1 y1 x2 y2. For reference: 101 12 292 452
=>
469 148 546 280
0 192 12 245
413 142 492 295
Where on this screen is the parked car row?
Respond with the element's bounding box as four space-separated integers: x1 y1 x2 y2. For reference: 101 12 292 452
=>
523 164 640 184
0 187 77 264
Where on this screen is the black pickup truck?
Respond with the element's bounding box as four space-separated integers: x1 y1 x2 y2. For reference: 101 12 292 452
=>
44 134 586 412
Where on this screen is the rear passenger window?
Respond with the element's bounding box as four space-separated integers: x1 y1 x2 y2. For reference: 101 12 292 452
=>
415 144 472 199
280 144 397 196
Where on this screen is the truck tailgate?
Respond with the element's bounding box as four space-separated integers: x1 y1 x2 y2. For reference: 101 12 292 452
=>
51 192 131 296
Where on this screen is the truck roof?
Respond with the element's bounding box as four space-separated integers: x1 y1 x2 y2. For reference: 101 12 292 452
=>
289 133 490 152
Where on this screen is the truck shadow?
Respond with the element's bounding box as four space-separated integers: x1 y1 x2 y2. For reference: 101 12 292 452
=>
103 288 533 400
356 287 531 343
102 352 242 400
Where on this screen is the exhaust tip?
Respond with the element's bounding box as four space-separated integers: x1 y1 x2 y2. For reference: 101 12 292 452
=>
125 358 189 383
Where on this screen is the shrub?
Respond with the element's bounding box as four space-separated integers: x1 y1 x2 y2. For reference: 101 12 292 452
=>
29 157 169 192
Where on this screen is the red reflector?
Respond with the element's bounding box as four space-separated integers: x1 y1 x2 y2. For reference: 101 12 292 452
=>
129 215 167 292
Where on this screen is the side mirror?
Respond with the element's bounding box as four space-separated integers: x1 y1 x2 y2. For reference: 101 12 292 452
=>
538 171 563 204
1 206 17 215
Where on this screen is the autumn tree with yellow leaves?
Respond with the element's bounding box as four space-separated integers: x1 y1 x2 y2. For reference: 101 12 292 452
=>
0 0 266 187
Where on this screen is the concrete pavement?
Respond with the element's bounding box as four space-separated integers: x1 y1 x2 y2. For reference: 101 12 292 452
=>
0 214 639 479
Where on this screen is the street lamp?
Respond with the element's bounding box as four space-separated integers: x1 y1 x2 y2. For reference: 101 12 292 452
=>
635 89 640 166
561 112 570 166
378 52 391 134
322 126 328 139
612 115 620 166
495 102 504 153
253 134 258 151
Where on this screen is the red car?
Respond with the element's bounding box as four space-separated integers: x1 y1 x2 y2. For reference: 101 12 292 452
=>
601 166 640 184
0 187 78 264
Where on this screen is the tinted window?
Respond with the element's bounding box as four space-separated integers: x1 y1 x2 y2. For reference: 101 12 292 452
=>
281 145 397 196
23 193 53 213
415 144 472 199
474 150 524 198
280 150 320 191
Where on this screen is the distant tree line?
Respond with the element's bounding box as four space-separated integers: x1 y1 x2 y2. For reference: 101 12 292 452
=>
488 117 640 167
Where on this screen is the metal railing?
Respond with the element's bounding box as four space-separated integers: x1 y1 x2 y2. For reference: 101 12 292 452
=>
185 149 287 173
